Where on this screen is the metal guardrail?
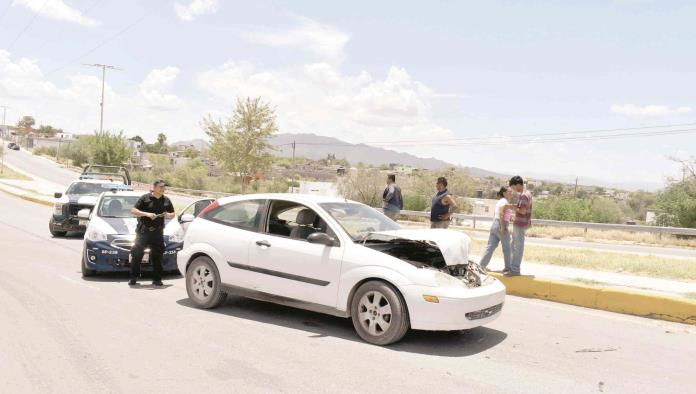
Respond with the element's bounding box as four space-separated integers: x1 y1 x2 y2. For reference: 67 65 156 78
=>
126 183 696 237
397 210 696 237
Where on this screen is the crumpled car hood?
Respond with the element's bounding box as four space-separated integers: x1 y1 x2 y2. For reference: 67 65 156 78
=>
371 229 470 266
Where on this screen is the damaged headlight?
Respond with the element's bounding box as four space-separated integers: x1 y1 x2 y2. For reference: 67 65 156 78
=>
53 203 65 215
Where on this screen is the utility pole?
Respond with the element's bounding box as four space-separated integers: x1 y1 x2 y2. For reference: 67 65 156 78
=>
574 176 578 197
83 64 122 133
0 105 6 173
290 140 296 193
0 105 7 139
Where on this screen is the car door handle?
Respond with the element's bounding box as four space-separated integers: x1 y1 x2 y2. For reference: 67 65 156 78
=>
255 240 271 247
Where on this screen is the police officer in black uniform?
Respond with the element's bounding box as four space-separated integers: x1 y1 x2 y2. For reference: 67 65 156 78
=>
129 179 175 286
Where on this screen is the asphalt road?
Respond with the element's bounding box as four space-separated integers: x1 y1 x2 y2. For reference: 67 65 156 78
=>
1 145 198 207
2 146 79 187
1 191 694 393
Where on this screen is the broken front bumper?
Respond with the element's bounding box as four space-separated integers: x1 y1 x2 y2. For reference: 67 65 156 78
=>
402 279 506 331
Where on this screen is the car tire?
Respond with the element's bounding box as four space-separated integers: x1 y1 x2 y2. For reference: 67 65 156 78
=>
350 281 410 346
81 255 96 277
49 219 67 237
186 256 227 309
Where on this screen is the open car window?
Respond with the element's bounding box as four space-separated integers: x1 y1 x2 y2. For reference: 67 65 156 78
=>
205 200 265 232
265 200 334 240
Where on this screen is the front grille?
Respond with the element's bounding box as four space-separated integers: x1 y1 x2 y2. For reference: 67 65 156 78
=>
466 303 503 320
68 204 93 216
112 239 135 250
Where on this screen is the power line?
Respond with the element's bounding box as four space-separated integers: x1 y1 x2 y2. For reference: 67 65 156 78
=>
283 126 696 148
359 121 696 145
46 0 167 77
0 1 14 26
7 0 49 50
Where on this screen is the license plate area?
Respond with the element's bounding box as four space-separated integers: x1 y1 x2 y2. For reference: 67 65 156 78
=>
129 251 150 264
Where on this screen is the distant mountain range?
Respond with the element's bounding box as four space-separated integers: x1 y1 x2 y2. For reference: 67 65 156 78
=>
172 133 661 191
173 134 503 176
269 133 508 178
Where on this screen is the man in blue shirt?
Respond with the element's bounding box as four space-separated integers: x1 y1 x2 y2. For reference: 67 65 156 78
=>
430 177 457 229
382 174 403 221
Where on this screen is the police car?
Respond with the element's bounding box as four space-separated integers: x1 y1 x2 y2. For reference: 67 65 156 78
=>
50 165 132 237
80 189 213 277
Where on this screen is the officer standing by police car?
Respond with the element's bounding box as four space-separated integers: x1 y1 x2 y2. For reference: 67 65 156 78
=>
129 179 175 286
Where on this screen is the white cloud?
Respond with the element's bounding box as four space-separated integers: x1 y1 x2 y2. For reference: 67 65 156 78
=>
242 17 351 62
13 0 99 26
195 61 453 143
0 50 193 139
611 104 692 117
174 0 218 21
138 66 183 110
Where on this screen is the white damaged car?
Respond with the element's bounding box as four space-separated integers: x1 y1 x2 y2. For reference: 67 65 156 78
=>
178 194 506 345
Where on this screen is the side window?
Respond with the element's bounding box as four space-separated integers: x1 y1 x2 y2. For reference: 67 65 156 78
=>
266 200 333 240
182 199 214 217
205 200 265 232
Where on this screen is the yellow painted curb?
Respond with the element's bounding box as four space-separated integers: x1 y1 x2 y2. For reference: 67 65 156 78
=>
0 186 53 207
491 273 696 325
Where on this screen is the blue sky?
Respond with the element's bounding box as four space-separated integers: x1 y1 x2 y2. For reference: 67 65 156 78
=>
1 0 695 190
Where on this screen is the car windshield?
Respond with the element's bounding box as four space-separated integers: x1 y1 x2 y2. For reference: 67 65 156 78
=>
66 182 123 196
97 196 140 218
320 202 401 241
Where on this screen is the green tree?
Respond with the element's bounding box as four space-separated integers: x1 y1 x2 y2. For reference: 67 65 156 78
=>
338 169 383 206
183 147 200 159
589 198 623 223
656 181 696 228
88 130 132 166
203 97 278 191
626 190 657 221
17 116 35 129
38 125 62 137
131 135 145 143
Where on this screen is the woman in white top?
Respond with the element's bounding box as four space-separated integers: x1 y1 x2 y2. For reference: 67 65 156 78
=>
479 186 513 270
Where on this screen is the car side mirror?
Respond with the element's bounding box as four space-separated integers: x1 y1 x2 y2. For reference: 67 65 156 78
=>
307 232 337 247
77 208 90 219
180 213 195 223
54 192 63 199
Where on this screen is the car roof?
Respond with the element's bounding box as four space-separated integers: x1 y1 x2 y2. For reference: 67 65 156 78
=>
216 193 358 206
98 190 145 197
69 179 127 185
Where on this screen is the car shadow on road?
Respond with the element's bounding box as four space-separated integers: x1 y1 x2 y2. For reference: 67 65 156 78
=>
176 296 507 357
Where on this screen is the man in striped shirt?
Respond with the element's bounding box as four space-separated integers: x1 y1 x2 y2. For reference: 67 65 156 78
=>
507 175 532 276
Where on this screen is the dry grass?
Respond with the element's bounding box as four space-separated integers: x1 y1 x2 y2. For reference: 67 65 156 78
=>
526 226 696 249
469 239 696 281
0 165 31 180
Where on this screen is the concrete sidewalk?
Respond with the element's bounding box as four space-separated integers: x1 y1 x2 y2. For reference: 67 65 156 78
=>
471 253 696 300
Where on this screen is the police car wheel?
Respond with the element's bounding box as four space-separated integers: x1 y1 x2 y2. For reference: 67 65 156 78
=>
81 259 96 277
186 256 227 309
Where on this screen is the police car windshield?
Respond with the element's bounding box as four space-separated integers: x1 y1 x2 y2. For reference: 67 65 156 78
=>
98 196 140 218
66 182 123 196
